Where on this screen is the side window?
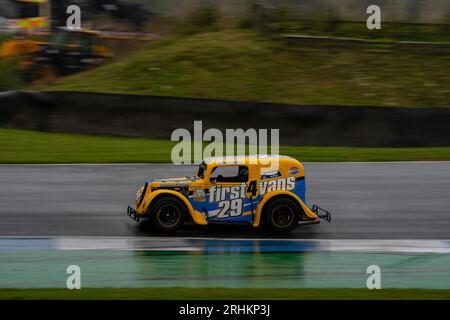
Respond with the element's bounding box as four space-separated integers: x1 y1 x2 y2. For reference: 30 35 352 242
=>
260 170 281 180
210 165 248 183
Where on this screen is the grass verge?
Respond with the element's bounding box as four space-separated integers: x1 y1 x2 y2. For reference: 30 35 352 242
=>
1 128 450 163
39 29 450 108
1 288 450 300
0 56 24 91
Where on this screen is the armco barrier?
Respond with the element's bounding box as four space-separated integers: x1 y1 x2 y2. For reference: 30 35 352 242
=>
0 90 449 147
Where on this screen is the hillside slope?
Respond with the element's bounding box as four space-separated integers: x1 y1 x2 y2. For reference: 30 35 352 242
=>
42 30 450 107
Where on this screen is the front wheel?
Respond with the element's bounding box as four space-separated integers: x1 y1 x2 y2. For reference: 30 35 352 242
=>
149 197 185 233
264 198 300 233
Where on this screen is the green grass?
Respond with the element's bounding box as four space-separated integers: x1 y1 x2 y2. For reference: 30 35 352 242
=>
1 128 450 163
1 288 450 300
0 56 24 91
269 20 450 43
39 29 450 108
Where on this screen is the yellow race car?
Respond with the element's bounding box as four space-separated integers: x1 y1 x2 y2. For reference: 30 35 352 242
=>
127 155 331 233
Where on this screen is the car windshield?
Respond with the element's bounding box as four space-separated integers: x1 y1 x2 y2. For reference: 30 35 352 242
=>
197 162 207 179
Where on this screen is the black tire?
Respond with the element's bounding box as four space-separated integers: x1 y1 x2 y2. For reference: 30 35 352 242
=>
264 197 300 233
149 197 185 233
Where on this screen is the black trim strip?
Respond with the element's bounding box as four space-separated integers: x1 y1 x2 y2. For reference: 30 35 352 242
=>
137 182 148 208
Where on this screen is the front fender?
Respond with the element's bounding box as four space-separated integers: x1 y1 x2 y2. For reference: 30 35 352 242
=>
253 190 318 227
138 189 207 225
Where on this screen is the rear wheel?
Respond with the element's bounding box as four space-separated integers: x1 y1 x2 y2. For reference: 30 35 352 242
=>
264 198 300 233
150 197 185 233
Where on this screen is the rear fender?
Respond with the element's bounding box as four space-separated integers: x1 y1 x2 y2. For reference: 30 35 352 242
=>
253 190 318 227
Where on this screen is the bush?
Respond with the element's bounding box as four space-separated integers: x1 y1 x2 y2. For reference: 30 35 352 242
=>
180 6 220 34
0 57 24 91
237 2 272 32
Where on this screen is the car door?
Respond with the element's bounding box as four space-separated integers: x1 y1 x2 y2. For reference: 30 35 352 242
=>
205 165 256 223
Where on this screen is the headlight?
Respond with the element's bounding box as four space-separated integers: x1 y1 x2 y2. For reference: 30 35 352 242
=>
135 187 143 201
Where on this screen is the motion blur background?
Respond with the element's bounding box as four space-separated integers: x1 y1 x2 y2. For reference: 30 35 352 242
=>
0 0 449 160
0 1 449 299
0 0 449 107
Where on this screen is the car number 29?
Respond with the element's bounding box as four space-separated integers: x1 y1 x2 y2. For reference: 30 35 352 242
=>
217 199 243 218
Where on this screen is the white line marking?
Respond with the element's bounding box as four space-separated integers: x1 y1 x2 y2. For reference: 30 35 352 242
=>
1 236 450 241
1 237 450 253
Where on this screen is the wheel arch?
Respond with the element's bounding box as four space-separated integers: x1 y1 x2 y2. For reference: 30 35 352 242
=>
143 189 207 225
253 190 318 227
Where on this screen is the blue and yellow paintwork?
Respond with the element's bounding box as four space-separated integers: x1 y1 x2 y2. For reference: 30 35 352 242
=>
133 155 319 227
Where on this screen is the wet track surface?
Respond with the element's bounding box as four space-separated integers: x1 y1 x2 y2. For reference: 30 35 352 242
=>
0 163 449 239
2 237 450 288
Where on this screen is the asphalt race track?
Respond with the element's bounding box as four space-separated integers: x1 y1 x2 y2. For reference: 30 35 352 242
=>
0 162 449 239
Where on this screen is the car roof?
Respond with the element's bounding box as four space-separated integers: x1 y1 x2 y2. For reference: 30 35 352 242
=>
203 154 295 165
